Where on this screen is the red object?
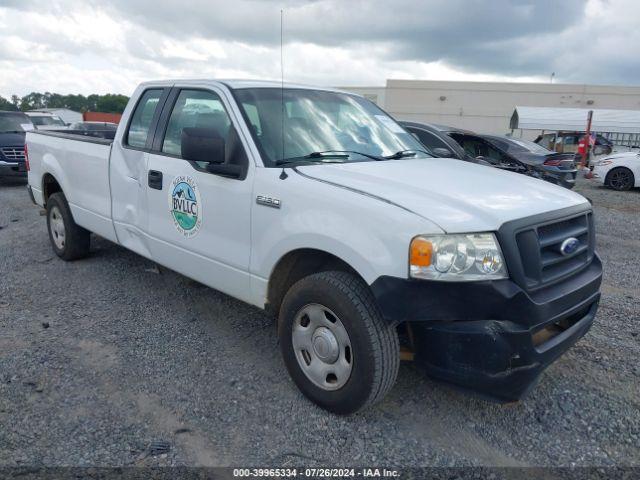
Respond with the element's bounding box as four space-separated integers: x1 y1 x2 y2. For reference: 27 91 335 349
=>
83 112 122 124
580 110 593 169
543 158 563 166
24 143 30 171
577 139 587 155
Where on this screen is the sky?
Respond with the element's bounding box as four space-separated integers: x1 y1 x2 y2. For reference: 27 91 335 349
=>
1 0 639 98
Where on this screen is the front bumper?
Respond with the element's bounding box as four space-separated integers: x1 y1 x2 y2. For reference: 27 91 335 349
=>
591 166 608 184
370 255 602 401
0 160 27 178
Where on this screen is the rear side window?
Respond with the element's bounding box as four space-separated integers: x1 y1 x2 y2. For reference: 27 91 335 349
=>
126 89 163 148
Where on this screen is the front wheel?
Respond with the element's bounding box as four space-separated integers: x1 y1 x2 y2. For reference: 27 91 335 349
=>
606 167 635 191
278 271 399 414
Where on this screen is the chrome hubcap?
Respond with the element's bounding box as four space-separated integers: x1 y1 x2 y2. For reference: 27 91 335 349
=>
49 206 65 250
292 304 352 391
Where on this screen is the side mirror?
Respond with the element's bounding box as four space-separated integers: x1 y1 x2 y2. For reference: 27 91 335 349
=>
206 163 242 178
181 127 225 164
432 147 453 157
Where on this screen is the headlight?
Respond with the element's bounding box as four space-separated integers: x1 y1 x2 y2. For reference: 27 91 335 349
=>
594 159 612 166
409 233 507 281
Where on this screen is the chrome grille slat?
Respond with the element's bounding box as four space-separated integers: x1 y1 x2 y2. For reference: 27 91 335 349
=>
1 147 26 162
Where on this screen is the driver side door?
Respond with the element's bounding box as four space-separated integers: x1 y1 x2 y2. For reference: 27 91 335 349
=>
144 85 255 304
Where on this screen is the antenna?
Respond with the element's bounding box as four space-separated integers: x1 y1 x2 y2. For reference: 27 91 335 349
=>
279 8 288 179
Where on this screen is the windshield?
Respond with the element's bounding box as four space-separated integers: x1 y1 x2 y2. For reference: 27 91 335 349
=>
504 137 553 154
233 88 428 166
0 113 32 133
30 115 65 126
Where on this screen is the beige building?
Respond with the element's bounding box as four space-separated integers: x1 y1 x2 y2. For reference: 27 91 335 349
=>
341 80 640 139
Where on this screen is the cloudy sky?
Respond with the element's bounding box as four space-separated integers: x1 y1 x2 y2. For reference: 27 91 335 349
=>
1 0 639 98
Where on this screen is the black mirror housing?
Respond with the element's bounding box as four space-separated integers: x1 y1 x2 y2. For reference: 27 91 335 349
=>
181 127 225 164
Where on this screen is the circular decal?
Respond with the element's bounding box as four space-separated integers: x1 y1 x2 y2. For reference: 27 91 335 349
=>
168 175 202 238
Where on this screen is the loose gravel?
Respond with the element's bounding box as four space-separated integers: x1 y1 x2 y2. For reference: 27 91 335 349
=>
0 176 638 467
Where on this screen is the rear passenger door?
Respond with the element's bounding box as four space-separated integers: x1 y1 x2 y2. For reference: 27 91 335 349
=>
144 85 255 304
110 87 170 258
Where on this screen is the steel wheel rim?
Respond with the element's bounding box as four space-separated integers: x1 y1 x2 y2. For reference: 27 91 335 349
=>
292 303 353 391
49 206 66 250
610 170 631 189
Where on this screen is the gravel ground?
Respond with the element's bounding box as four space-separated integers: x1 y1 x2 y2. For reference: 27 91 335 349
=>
0 175 638 468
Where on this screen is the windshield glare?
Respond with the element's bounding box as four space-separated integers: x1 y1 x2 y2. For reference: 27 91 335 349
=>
233 88 428 166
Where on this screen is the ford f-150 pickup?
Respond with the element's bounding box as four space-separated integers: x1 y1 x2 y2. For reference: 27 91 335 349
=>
26 80 602 414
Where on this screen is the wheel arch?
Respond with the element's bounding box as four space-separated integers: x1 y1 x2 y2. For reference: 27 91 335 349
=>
265 248 367 317
605 166 635 189
41 172 63 206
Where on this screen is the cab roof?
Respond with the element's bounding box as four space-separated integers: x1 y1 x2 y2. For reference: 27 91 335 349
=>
138 79 348 94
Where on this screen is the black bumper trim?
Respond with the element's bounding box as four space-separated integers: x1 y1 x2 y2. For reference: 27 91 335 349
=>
370 256 602 401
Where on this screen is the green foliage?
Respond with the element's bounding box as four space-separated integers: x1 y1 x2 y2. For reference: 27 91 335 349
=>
0 95 17 111
7 92 130 114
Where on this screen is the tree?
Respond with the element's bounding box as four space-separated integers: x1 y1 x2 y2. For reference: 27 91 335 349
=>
19 92 47 111
96 94 129 113
0 95 17 111
9 91 129 113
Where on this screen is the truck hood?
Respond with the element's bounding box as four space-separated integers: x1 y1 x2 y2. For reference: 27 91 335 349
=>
296 158 589 233
0 132 26 147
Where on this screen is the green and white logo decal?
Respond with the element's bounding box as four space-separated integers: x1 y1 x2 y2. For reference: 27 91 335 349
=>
169 175 202 238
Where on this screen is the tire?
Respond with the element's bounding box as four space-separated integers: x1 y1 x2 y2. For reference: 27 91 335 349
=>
46 192 90 260
278 271 399 414
606 167 635 191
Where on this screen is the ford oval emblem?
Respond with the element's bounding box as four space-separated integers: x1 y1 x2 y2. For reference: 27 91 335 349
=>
560 237 580 256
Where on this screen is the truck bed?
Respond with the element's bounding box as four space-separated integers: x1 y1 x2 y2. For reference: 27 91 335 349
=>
26 129 117 242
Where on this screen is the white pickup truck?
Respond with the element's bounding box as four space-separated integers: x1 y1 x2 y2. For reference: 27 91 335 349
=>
26 80 602 413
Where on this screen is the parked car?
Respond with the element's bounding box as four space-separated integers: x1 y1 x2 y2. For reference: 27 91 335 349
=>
480 135 578 190
26 80 601 414
0 111 32 178
25 112 67 130
401 121 577 189
591 152 639 190
67 122 118 139
398 121 477 162
535 131 614 157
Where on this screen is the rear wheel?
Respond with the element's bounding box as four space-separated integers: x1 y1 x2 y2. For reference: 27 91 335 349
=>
606 167 635 191
278 271 399 414
46 192 90 260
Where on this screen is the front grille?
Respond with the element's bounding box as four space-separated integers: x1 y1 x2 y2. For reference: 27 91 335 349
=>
499 208 595 291
1 147 25 162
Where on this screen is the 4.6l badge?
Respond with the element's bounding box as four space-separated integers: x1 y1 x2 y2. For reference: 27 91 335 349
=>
169 175 202 238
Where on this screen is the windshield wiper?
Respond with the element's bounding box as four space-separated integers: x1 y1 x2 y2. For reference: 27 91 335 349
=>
275 151 350 167
1 130 25 134
384 149 431 159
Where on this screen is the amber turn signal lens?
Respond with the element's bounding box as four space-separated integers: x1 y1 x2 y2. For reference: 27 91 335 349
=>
410 237 433 267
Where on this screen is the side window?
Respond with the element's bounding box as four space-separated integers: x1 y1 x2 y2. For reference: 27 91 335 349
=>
411 129 450 154
162 89 231 157
126 89 163 148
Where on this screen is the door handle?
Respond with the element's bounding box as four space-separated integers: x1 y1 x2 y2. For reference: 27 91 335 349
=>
148 170 163 190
